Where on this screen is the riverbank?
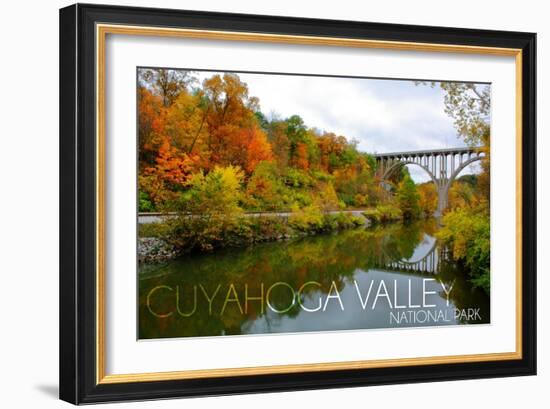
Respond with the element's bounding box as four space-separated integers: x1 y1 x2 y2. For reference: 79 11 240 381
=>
139 210 370 263
139 237 178 264
138 209 373 224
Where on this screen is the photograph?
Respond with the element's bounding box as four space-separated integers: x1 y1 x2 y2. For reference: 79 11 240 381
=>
137 68 491 339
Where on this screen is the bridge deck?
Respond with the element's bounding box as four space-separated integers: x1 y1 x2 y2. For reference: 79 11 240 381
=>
373 146 480 158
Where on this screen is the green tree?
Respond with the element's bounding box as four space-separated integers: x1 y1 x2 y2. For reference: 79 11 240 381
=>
396 174 420 220
179 165 244 215
244 161 291 211
436 206 490 293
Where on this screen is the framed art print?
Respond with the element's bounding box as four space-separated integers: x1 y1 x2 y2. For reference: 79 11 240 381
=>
59 3 536 404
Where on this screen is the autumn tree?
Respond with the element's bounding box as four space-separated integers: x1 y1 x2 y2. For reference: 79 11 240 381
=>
264 119 291 170
439 83 490 146
138 68 195 107
245 161 290 211
285 115 314 170
440 82 490 202
202 73 272 173
139 138 199 209
163 92 208 153
418 183 437 217
418 81 490 202
448 181 476 210
138 86 165 167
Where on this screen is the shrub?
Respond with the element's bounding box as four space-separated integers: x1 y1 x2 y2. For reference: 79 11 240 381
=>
155 206 364 256
289 207 365 234
285 168 314 188
363 205 402 224
250 216 291 240
311 170 334 183
139 191 155 212
324 212 365 230
348 214 366 227
288 204 324 232
164 213 296 254
138 221 172 238
166 214 254 253
436 206 490 293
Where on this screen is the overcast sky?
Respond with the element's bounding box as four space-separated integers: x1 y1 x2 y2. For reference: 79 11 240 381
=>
194 70 487 182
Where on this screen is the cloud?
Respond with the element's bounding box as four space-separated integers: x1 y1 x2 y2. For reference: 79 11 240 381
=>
236 73 463 151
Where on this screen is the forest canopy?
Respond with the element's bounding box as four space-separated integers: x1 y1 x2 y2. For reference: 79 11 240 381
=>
138 69 386 213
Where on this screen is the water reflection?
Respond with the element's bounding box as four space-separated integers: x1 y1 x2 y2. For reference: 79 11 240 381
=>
139 220 489 339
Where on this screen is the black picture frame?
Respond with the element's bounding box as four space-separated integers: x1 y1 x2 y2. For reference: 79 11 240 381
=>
59 3 536 404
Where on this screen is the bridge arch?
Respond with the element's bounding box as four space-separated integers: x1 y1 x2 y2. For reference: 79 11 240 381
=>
448 154 484 183
382 160 438 189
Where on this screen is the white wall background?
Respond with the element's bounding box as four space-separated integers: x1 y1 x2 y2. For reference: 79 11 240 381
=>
0 0 546 407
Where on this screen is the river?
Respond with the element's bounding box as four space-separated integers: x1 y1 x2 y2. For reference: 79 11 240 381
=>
138 220 489 339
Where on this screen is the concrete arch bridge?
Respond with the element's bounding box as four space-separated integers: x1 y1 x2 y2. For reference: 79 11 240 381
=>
374 147 486 217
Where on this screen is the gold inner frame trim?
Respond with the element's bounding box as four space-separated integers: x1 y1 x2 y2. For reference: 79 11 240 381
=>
96 23 523 385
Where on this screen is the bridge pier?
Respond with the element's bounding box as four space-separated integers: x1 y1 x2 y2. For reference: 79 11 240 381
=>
434 182 450 218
